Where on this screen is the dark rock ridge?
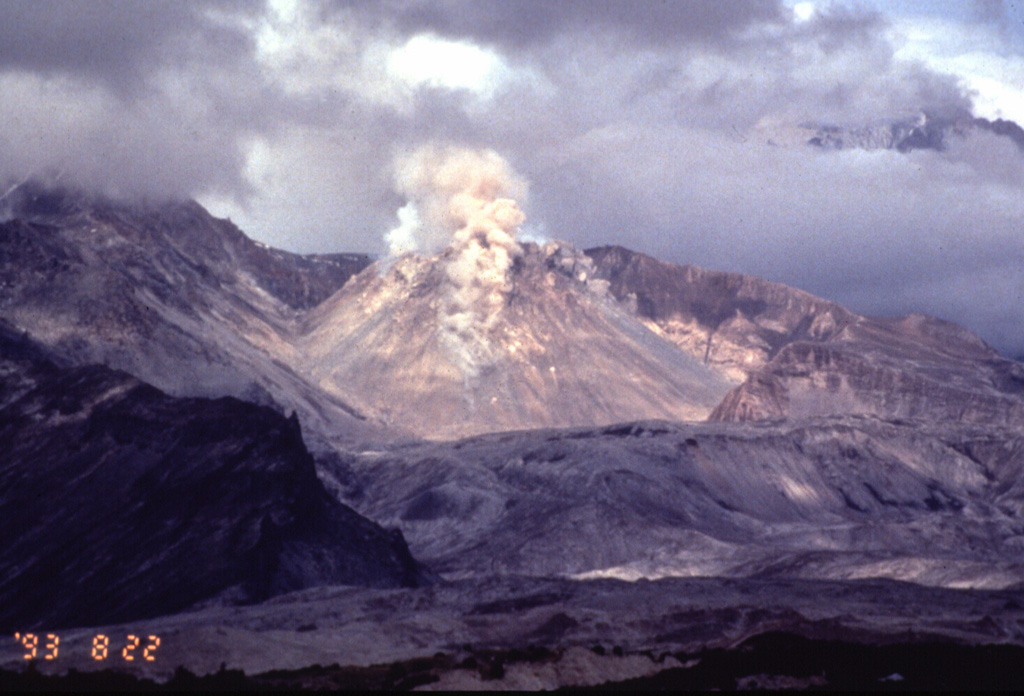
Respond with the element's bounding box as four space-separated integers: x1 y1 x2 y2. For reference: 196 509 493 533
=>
586 245 1024 426
2 182 371 311
709 323 1024 425
585 245 853 380
3 181 1022 438
0 325 427 631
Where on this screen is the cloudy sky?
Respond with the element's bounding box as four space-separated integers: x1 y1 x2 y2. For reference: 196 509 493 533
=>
2 0 1023 356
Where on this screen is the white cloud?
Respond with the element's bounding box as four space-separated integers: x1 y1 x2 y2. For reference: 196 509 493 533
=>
792 2 817 23
888 15 1024 123
387 34 512 96
4 0 1024 354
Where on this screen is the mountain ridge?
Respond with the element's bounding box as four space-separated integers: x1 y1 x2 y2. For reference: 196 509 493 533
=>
4 181 1024 679
299 242 732 439
755 112 1024 154
584 245 1024 428
0 183 380 443
3 183 1022 440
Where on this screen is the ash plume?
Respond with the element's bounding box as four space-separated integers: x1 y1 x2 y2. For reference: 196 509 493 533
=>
384 145 528 379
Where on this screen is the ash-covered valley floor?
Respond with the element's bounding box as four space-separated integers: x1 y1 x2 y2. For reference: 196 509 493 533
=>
7 413 1024 689
323 417 1024 588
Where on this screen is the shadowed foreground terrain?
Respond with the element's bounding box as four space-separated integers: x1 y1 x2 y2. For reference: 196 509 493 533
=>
5 633 1024 691
3 189 1024 690
0 322 428 631
5 575 1024 689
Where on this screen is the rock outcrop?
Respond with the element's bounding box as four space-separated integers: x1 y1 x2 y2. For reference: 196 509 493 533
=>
0 183 373 440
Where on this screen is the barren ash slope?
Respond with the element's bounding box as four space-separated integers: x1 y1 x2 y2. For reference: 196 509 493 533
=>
300 242 731 440
586 244 1024 426
283 148 1024 599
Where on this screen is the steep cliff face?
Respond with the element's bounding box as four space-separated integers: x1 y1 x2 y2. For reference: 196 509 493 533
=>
0 327 428 631
585 245 854 382
586 246 1024 427
707 314 1024 425
299 243 732 439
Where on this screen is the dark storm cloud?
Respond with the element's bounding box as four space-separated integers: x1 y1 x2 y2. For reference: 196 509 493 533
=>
2 0 1023 356
372 0 784 49
362 0 1018 354
0 0 273 199
0 0 258 93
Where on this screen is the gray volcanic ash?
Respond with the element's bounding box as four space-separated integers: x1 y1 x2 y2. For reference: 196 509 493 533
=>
301 243 730 439
4 175 1023 444
324 416 1024 588
4 169 1024 688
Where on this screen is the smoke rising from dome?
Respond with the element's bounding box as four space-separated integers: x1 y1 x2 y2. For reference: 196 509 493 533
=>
384 145 529 378
385 145 527 256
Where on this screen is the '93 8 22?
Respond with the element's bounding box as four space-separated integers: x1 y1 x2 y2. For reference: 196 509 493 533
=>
13 632 161 662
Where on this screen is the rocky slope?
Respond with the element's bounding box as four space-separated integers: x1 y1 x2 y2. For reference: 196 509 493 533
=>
3 183 1024 687
5 183 1021 440
586 245 1024 426
0 183 373 441
586 245 854 382
709 315 1024 424
299 243 731 439
0 323 427 631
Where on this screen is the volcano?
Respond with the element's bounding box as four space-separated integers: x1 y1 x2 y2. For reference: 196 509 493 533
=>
299 243 732 439
5 182 1024 688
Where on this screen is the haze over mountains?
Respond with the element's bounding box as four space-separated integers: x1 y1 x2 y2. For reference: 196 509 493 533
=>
758 110 1024 154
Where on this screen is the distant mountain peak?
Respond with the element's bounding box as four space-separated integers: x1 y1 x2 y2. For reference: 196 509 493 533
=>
755 111 1024 154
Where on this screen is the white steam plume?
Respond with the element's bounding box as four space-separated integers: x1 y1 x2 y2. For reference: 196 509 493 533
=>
385 145 528 378
385 145 527 255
